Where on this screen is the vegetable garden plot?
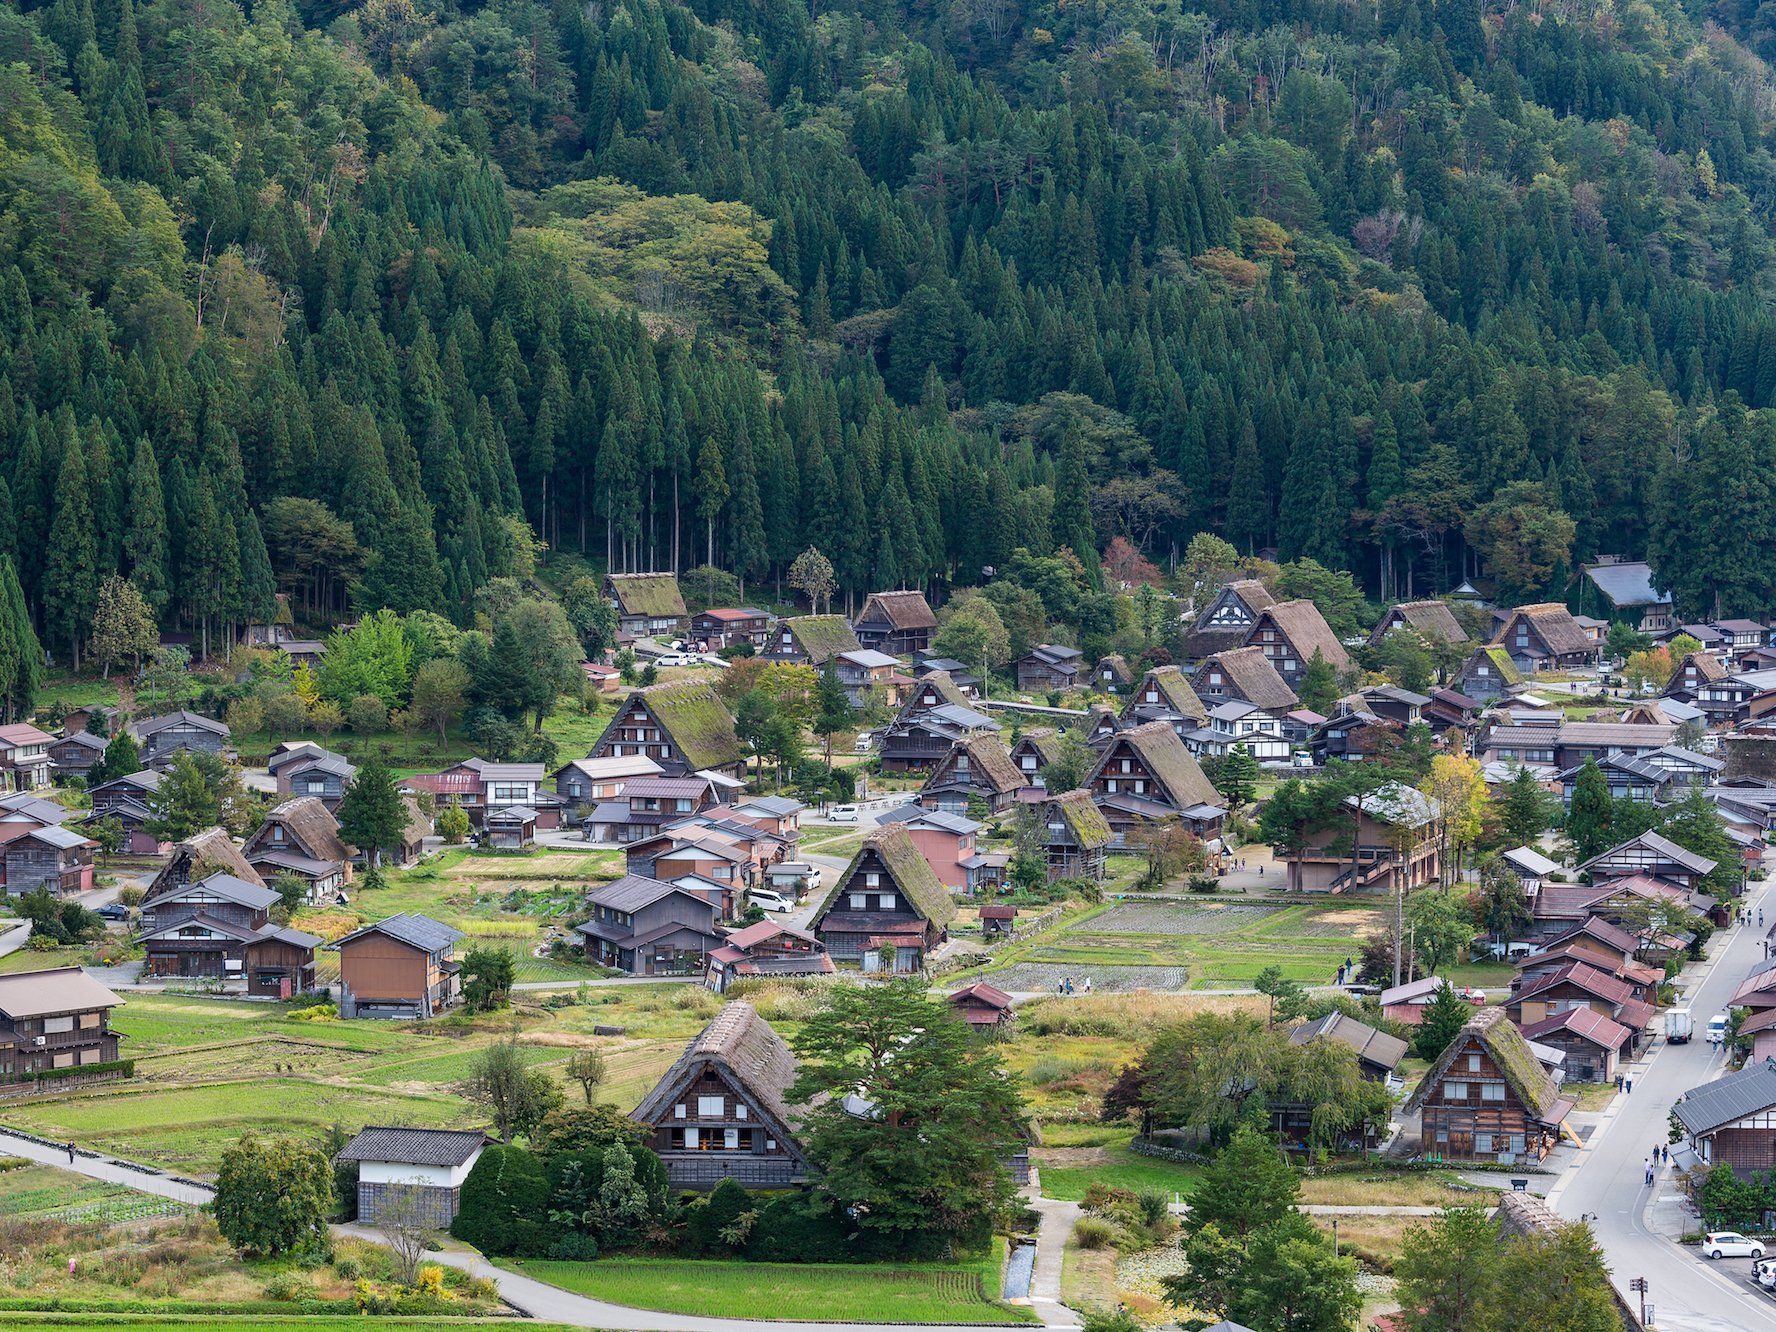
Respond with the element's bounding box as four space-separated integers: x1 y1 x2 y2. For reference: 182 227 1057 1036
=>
1090 901 1284 935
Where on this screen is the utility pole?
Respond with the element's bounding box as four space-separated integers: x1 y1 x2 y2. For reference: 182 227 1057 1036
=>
1629 1276 1648 1326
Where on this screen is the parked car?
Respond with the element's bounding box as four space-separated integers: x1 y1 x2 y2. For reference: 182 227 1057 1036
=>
96 902 130 922
655 652 697 668
1459 987 1487 1003
854 732 875 753
1705 1232 1765 1259
1708 1012 1730 1045
828 804 860 823
748 888 798 914
1754 1256 1776 1288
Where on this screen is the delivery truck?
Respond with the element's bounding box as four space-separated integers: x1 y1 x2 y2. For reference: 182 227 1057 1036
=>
1666 1008 1693 1044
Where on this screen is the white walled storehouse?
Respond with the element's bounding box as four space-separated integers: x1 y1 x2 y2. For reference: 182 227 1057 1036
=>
335 1125 493 1227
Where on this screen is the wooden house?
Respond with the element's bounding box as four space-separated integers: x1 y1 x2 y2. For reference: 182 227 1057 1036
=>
1086 720 1226 848
1181 578 1276 659
335 1127 491 1229
1665 650 1729 703
603 572 687 639
1203 701 1290 761
1277 781 1441 894
1241 599 1351 687
86 769 164 854
1519 1007 1633 1084
1120 665 1208 736
1582 558 1673 635
1369 600 1470 648
146 827 266 901
0 724 53 792
1506 959 1652 1041
484 805 537 850
1084 704 1123 748
1674 1059 1776 1178
48 731 107 781
631 1001 814 1189
979 904 1016 938
762 615 862 666
270 746 356 809
552 754 665 824
1490 603 1602 672
586 683 748 779
1094 655 1134 692
1009 728 1065 785
852 591 937 656
1038 789 1113 881
139 870 319 995
576 874 723 975
810 824 956 968
243 797 353 899
1452 646 1523 701
1016 644 1083 693
704 920 833 992
1191 647 1298 715
1276 1012 1406 1144
1579 830 1718 895
949 981 1015 1033
60 706 117 739
833 648 904 707
127 711 229 770
332 913 464 1019
0 824 95 896
689 607 773 651
387 797 432 869
0 968 122 1076
918 733 1025 816
877 673 999 773
584 774 722 846
1404 1008 1573 1163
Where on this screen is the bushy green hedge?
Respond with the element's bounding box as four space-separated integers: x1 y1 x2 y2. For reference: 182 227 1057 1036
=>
7 1058 134 1085
451 1145 557 1257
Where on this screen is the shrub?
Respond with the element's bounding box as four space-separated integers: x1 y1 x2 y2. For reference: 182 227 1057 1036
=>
1071 1217 1119 1250
450 1145 556 1257
683 1178 752 1254
743 1193 857 1264
334 1257 361 1281
263 1272 314 1302
546 1233 599 1261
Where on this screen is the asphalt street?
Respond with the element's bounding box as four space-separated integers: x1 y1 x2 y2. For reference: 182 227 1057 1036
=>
1550 876 1776 1331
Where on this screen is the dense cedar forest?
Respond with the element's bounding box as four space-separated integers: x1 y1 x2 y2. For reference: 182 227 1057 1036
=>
10 0 1776 663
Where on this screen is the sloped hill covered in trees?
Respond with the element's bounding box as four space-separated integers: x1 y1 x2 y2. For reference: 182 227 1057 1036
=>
6 0 1776 650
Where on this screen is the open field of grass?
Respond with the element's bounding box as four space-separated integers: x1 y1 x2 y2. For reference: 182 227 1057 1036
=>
0 1322 551 1330
503 1255 1037 1324
1032 1125 1201 1202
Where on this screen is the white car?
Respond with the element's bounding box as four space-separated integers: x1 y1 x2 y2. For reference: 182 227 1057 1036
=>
1704 1231 1765 1259
654 653 697 668
854 733 875 753
828 804 860 823
748 889 798 913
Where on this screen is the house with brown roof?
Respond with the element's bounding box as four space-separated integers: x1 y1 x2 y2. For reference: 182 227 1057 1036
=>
1452 646 1523 701
1490 603 1602 672
1369 600 1470 647
582 774 722 846
1519 1007 1632 1084
1665 650 1729 702
689 607 773 651
1404 1007 1573 1162
586 683 747 778
243 797 353 899
1191 647 1299 714
604 572 687 639
1038 789 1114 881
1094 655 1134 692
1506 959 1652 1045
1086 720 1226 848
0 967 123 1076
918 733 1025 815
810 824 955 969
145 827 266 902
852 591 937 656
1016 644 1084 693
631 1001 814 1189
1120 666 1209 736
1182 578 1276 659
762 615 862 666
704 921 833 993
1242 600 1351 687
949 981 1015 1033
1010 728 1065 786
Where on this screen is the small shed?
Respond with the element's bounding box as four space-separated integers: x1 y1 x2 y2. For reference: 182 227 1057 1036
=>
484 806 537 851
335 1126 493 1227
979 904 1017 939
948 980 1015 1032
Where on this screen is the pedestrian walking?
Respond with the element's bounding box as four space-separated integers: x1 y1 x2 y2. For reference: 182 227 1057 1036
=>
1616 1074 1624 1092
1626 1077 1633 1094
1646 1162 1655 1187
65 1141 73 1164
1083 976 1092 994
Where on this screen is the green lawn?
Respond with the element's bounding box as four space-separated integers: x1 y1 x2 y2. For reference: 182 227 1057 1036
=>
0 1321 573 1330
1032 1124 1201 1203
502 1255 1037 1324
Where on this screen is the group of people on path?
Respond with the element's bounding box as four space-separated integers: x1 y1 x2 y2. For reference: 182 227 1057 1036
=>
1645 1144 1671 1186
1053 975 1092 995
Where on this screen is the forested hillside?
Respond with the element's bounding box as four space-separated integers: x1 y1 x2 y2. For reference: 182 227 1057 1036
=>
7 0 1776 663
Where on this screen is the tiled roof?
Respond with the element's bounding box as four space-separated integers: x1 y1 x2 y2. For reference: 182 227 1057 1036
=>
0 967 121 1019
331 912 463 955
335 1126 491 1166
1674 1058 1776 1136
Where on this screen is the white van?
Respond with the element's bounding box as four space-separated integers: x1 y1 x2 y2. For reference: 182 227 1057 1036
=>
748 888 798 914
1707 1012 1730 1045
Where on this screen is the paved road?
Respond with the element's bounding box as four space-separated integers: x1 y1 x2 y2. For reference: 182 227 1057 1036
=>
1549 877 1776 1332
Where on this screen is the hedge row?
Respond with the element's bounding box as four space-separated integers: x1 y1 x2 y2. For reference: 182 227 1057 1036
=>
3 1059 135 1086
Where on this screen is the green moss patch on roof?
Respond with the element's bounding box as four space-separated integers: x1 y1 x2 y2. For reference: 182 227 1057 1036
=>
638 683 745 770
814 823 955 929
778 615 861 663
1478 646 1524 685
1051 789 1112 849
606 572 687 619
1405 1007 1567 1122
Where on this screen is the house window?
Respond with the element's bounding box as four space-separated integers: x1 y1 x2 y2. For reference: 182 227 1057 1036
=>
736 1104 748 1120
724 1128 740 1150
850 894 868 910
674 1104 686 1119
1467 1054 1480 1072
877 894 895 910
866 872 879 888
1475 1132 1494 1154
1444 1081 1468 1100
1510 1134 1526 1153
1481 1082 1505 1102
698 1095 724 1116
683 1128 699 1149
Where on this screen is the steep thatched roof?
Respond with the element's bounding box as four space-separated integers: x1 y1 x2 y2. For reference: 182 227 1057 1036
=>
1252 600 1350 671
857 590 936 631
948 732 1024 795
776 615 861 664
1491 603 1593 658
1404 1007 1569 1123
631 1001 810 1139
606 572 686 619
1666 650 1728 691
1050 789 1113 849
1194 647 1298 711
1464 645 1524 686
1101 721 1224 811
252 796 352 864
1123 666 1207 722
636 683 745 771
815 823 956 928
1014 727 1066 765
903 670 972 714
146 827 265 902
1371 600 1469 646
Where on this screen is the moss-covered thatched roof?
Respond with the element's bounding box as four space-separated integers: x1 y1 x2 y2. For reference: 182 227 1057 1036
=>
640 683 745 770
778 615 861 664
1404 1007 1568 1123
606 573 687 619
1051 789 1112 849
814 824 955 929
